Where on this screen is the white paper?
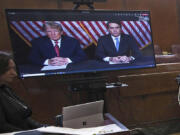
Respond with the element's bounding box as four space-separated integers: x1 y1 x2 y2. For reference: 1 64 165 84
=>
41 65 67 71
36 124 124 135
109 61 129 64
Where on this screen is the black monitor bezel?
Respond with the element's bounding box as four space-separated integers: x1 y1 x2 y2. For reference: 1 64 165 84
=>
5 9 156 79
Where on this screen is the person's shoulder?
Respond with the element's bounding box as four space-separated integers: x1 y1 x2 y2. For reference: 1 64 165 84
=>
63 35 76 40
121 34 137 44
121 33 133 39
99 34 111 40
0 84 5 93
0 84 11 93
62 35 79 43
31 36 49 43
0 84 8 89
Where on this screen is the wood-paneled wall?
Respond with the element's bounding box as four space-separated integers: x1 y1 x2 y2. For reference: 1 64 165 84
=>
107 63 180 126
9 63 180 126
1 0 180 51
1 0 180 126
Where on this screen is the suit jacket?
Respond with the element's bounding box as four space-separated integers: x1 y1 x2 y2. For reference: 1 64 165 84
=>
29 36 87 65
0 85 42 133
95 34 142 60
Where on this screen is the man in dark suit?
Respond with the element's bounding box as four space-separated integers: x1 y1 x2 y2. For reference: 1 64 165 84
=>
95 21 142 64
29 21 87 66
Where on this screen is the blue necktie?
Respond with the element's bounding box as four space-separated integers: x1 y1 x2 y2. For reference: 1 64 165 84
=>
115 37 119 51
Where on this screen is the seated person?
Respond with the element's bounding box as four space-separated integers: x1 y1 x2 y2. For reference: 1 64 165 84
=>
95 21 142 64
29 21 87 66
0 51 44 133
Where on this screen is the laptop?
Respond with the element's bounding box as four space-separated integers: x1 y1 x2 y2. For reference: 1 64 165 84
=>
62 100 104 129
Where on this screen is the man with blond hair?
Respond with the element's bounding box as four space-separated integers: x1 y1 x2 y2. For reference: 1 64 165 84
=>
29 21 87 66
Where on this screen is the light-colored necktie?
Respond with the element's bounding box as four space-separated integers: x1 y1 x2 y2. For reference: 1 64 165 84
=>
115 37 119 51
54 40 60 56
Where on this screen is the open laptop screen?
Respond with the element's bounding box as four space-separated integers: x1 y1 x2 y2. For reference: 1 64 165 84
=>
62 100 104 128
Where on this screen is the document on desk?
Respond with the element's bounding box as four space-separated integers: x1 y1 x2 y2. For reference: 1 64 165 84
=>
41 65 67 71
36 124 125 135
109 61 129 64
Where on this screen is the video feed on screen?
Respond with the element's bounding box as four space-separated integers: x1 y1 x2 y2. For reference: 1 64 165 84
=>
5 9 156 78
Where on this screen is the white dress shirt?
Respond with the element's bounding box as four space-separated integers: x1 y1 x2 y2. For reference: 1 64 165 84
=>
43 39 72 65
103 35 121 62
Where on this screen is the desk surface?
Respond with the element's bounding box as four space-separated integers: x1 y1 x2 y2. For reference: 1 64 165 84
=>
0 113 130 135
18 56 155 77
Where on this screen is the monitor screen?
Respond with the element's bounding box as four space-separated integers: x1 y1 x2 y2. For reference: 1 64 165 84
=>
5 9 156 78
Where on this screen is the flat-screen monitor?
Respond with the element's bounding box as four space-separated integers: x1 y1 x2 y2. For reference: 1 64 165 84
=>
5 9 156 78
